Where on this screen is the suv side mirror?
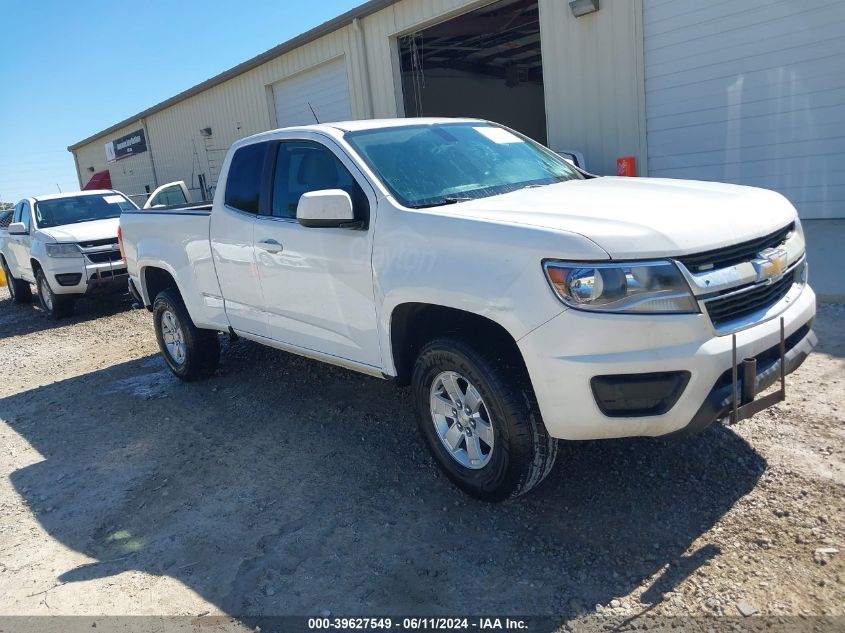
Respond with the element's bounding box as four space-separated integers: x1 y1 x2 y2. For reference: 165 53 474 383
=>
8 222 27 235
296 190 361 229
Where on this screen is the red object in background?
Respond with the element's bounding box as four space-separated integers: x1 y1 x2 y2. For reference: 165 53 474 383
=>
83 170 112 190
617 156 637 177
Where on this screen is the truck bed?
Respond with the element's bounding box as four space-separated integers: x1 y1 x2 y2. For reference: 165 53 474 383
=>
120 205 227 331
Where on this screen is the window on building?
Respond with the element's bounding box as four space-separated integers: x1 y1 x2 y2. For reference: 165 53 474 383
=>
271 141 368 221
225 142 267 214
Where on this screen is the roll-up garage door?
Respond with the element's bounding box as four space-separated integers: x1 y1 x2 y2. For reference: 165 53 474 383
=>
643 0 845 219
272 57 352 128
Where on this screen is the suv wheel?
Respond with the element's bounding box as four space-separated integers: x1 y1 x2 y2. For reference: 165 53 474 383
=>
412 337 558 501
2 258 32 304
153 288 220 381
36 270 73 318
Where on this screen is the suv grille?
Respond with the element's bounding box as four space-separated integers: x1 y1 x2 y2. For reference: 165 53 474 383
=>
704 270 797 328
77 238 118 248
678 223 794 273
86 250 122 264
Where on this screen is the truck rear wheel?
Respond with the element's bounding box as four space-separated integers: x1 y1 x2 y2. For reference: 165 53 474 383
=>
153 288 220 381
2 258 32 304
36 270 74 318
411 337 558 501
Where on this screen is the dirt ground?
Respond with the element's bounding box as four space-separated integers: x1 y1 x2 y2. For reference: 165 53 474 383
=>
0 287 842 626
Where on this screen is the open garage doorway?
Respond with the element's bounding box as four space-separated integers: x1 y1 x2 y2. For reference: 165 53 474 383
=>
399 0 546 144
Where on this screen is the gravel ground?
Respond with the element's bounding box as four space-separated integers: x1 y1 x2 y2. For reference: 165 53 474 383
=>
0 287 842 625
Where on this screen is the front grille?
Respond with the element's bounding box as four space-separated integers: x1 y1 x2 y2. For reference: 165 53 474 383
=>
77 238 118 248
704 270 797 328
86 250 122 264
678 223 794 273
91 267 127 279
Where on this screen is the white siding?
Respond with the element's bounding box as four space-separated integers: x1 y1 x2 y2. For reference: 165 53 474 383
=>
539 0 646 175
644 0 845 219
72 0 645 192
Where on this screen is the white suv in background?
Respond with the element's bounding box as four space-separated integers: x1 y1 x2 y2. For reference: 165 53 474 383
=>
0 190 137 318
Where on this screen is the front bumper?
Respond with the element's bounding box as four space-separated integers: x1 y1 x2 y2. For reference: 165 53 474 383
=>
48 259 128 296
518 283 817 440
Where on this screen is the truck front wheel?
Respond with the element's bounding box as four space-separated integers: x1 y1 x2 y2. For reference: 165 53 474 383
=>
412 337 558 501
153 288 220 381
36 270 74 318
2 258 32 304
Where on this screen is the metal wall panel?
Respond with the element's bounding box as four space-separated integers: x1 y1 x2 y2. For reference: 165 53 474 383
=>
73 121 157 204
72 0 645 195
538 0 647 175
644 0 845 219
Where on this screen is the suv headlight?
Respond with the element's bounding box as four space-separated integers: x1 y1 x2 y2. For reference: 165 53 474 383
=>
45 243 81 258
543 260 698 314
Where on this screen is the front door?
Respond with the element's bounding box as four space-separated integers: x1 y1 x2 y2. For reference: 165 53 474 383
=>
254 137 381 368
10 202 34 281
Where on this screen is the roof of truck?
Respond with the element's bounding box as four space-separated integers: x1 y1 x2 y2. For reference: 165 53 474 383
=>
235 118 489 146
30 190 119 203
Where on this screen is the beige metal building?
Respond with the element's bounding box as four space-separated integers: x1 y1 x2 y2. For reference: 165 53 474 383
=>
69 0 845 221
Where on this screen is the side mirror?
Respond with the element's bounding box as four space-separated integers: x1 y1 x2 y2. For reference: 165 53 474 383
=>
296 189 361 229
8 222 27 235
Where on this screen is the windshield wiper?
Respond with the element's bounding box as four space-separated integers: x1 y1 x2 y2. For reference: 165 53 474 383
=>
411 196 472 209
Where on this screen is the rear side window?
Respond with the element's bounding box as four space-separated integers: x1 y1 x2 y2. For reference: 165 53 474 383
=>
225 143 267 214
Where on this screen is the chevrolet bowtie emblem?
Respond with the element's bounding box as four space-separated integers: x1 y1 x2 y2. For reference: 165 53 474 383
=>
752 247 788 283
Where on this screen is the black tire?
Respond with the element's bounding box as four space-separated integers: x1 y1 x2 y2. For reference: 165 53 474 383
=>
36 270 74 318
153 288 220 381
412 337 558 502
2 257 32 304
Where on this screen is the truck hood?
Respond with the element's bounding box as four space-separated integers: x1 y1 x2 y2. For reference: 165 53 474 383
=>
447 177 797 259
36 217 120 243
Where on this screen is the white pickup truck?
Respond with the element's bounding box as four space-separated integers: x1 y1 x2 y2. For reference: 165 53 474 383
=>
1 190 137 318
119 118 816 501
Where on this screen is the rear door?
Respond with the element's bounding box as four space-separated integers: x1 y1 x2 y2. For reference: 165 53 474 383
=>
210 142 272 337
253 134 381 368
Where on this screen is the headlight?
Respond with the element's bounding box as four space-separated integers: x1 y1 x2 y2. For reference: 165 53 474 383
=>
543 260 698 314
45 243 81 258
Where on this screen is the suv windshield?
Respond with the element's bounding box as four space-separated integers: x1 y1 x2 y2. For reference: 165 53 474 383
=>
345 122 582 208
34 194 135 229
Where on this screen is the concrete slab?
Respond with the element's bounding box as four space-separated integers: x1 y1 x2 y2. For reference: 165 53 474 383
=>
803 219 845 303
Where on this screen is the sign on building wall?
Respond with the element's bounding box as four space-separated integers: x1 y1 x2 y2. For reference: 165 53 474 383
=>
104 129 147 162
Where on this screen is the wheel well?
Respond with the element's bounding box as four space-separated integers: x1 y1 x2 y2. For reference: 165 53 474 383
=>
30 258 42 275
389 303 527 385
143 267 179 307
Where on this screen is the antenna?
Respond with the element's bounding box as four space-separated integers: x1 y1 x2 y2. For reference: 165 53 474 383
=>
56 184 62 193
307 102 320 124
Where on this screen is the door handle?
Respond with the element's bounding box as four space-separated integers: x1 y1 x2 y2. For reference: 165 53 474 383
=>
257 239 283 253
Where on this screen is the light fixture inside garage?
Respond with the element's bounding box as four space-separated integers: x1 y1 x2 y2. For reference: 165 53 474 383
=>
569 0 599 18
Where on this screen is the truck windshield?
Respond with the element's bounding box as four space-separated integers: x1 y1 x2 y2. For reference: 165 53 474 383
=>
345 122 582 208
34 194 135 229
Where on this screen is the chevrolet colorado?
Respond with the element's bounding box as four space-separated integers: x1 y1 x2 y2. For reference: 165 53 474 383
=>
1 190 137 318
119 118 816 500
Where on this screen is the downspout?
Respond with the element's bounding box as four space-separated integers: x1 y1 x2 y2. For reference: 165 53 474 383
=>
71 150 84 189
353 17 375 118
140 117 160 188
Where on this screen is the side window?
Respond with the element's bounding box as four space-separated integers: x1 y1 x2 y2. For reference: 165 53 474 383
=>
271 141 368 222
20 202 31 231
150 185 187 208
12 203 22 223
225 142 267 214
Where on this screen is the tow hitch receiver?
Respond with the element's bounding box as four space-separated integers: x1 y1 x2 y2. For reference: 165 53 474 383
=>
729 317 786 424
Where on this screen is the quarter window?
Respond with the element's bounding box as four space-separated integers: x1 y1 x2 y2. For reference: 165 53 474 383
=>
271 141 368 222
225 143 267 214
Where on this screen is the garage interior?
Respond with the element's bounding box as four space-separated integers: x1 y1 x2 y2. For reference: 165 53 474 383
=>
399 0 547 143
